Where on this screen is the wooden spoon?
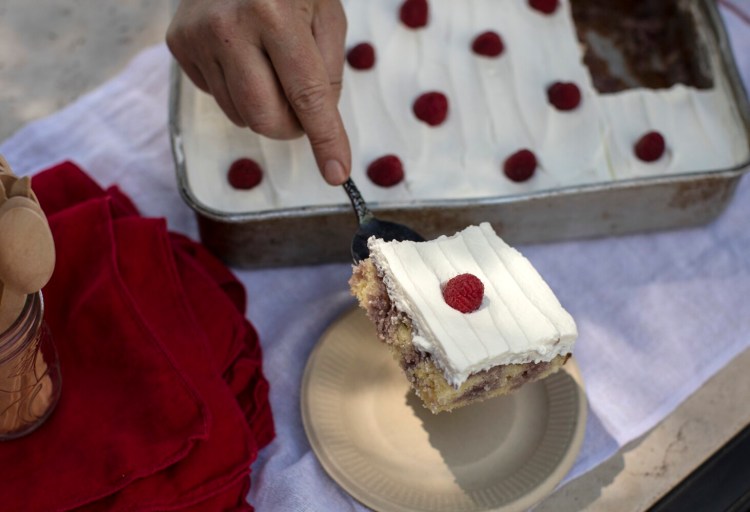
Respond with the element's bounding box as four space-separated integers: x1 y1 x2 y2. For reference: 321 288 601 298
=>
6 175 40 205
9 176 31 198
0 195 45 218
0 199 54 333
0 175 14 195
0 201 56 296
0 156 55 333
0 155 13 175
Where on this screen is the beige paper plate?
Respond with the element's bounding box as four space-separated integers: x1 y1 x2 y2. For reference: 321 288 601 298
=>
301 307 587 512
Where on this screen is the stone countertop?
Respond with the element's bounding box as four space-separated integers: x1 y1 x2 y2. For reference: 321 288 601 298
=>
2 1 748 510
0 0 170 141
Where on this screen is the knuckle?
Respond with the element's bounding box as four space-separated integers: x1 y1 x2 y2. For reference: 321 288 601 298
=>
249 0 285 31
225 111 246 127
204 9 231 38
287 82 330 116
280 126 305 140
294 2 314 20
217 100 245 127
166 24 190 57
327 0 347 26
246 111 302 140
246 113 278 137
330 81 343 96
322 0 347 29
165 25 179 49
273 124 305 140
308 123 342 149
200 7 233 40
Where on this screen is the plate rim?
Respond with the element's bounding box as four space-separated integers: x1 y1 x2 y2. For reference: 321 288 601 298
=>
301 307 587 512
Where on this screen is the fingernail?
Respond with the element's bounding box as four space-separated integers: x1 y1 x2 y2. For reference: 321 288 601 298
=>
323 160 347 185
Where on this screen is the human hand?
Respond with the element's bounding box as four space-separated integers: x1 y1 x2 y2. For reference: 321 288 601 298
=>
167 0 351 185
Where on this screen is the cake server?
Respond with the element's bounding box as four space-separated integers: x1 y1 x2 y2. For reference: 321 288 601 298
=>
342 178 424 263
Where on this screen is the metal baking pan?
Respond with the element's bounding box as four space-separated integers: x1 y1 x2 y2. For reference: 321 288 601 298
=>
169 0 750 268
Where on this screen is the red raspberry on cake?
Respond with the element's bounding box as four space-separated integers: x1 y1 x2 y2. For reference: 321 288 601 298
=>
547 82 582 111
347 43 376 70
634 131 666 162
472 31 505 58
227 158 263 190
367 155 405 187
442 274 484 313
529 0 559 14
503 149 537 182
413 92 449 126
400 0 429 29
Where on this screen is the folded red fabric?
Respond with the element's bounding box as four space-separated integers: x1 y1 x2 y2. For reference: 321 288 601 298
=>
0 161 274 511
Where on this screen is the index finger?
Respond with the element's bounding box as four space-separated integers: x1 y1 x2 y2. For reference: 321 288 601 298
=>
263 23 351 186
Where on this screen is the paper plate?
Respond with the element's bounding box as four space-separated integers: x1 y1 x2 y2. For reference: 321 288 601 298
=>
301 307 587 512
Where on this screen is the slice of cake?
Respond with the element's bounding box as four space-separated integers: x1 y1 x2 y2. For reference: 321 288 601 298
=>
349 222 577 413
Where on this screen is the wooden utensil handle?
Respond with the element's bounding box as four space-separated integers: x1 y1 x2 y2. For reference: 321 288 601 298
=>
0 155 14 176
0 155 55 330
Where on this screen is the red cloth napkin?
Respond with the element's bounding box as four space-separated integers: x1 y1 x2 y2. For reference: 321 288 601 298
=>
0 161 274 511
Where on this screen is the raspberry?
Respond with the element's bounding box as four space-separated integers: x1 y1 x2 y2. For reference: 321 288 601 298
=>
529 0 559 14
503 149 537 182
400 0 429 29
471 31 505 58
347 43 376 70
227 158 263 190
634 131 666 162
547 82 582 111
442 274 485 313
367 155 405 187
413 92 449 126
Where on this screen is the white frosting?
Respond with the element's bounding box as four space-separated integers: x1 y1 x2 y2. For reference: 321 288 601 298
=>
368 223 577 388
181 0 749 213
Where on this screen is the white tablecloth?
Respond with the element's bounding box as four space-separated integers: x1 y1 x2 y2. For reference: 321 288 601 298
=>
2 4 750 510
